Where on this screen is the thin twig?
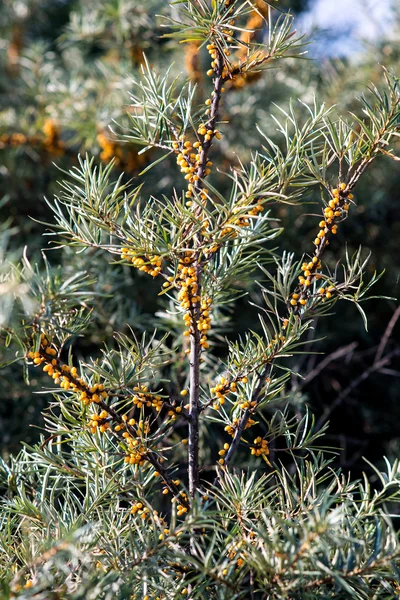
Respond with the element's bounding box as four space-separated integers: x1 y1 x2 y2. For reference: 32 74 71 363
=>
374 305 400 364
215 363 273 483
302 341 358 386
315 349 400 430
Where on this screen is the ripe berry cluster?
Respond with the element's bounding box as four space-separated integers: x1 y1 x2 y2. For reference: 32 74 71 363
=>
290 183 354 310
120 249 163 278
27 335 108 405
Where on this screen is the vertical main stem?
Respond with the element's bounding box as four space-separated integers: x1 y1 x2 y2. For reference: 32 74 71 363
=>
188 267 202 498
187 47 224 499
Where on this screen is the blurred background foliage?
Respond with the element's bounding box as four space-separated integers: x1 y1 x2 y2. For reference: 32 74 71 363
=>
1 0 399 482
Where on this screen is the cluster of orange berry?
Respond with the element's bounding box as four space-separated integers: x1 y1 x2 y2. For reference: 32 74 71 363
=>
290 256 322 307
217 442 231 465
120 248 163 277
211 376 233 406
88 410 110 434
206 42 228 77
250 436 269 458
114 414 136 432
78 382 108 405
226 539 243 562
299 256 322 286
235 201 264 219
197 297 213 350
130 501 149 518
28 336 108 405
176 504 187 517
167 404 184 420
206 37 233 76
200 41 227 134
175 497 188 517
206 42 220 70
164 255 213 351
289 184 354 309
318 284 336 300
114 415 151 465
197 123 222 145
315 183 352 248
173 136 209 202
131 503 168 531
175 256 199 311
210 375 247 411
133 503 168 528
123 435 147 466
240 398 257 410
176 258 200 337
158 526 170 541
224 415 256 438
162 481 189 516
131 385 163 412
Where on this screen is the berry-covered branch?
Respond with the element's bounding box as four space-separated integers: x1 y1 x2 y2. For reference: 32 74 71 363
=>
27 337 189 510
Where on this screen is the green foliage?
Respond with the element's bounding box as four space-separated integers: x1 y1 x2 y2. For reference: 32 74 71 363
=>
2 444 400 598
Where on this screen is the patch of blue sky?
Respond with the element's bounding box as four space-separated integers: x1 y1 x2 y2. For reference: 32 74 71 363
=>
296 0 397 57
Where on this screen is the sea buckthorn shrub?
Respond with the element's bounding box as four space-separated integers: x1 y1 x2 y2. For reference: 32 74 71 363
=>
1 1 400 598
